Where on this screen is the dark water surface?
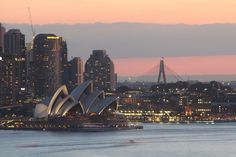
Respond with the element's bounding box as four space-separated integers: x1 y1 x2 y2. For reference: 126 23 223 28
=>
0 123 236 157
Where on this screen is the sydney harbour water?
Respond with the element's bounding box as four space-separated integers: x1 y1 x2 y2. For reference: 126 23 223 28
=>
1 123 236 157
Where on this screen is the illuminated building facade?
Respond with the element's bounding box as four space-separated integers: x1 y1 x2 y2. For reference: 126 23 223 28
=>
0 54 27 106
0 29 27 106
66 57 83 92
84 50 116 92
32 34 67 97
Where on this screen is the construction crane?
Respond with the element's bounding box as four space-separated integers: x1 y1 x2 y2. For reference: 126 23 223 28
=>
27 7 36 39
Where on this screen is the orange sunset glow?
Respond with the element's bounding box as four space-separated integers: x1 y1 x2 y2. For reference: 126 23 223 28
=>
1 0 236 24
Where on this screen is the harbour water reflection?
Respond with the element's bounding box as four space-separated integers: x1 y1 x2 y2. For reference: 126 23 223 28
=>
1 123 236 157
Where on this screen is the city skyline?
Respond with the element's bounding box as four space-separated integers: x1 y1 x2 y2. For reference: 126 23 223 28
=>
2 23 236 81
1 2 236 157
1 0 236 81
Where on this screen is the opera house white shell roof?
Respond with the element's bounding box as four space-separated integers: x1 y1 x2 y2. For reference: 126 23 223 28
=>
34 81 118 118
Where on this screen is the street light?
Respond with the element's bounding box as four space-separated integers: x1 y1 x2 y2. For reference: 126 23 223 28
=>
0 56 2 61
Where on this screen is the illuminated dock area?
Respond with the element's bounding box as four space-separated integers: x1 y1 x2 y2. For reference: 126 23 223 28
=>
0 117 143 131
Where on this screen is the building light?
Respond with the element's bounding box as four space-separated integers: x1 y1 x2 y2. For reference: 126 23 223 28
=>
21 88 26 91
0 56 2 61
47 36 60 40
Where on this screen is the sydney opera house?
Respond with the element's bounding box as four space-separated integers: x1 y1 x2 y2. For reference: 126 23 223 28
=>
34 80 118 119
0 81 142 131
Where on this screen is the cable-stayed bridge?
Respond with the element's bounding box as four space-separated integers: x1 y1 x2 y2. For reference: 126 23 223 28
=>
136 58 184 83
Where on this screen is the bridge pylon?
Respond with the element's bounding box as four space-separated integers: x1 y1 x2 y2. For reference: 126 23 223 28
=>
157 57 167 84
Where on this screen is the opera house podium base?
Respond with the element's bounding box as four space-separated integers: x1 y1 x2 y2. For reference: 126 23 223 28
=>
0 116 143 132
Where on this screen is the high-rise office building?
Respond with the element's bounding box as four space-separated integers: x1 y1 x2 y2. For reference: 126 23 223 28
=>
0 29 27 107
66 57 83 91
0 23 5 53
61 41 69 87
0 54 27 106
25 43 34 96
32 34 67 97
84 50 116 91
4 29 25 55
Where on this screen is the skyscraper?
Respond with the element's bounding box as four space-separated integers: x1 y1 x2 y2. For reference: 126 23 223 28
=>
84 50 116 91
66 57 83 91
0 29 27 107
25 43 34 96
0 23 5 53
4 29 25 55
32 34 67 97
0 54 27 106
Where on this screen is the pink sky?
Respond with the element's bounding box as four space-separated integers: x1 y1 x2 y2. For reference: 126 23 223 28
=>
1 1 236 77
1 0 236 24
114 55 236 76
